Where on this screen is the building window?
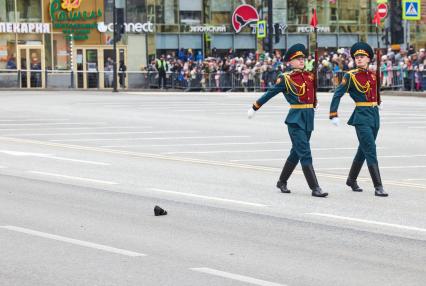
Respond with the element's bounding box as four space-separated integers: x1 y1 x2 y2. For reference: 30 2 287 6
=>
211 0 232 25
127 0 147 23
179 0 202 25
287 0 308 24
0 0 15 22
156 0 178 25
17 0 41 22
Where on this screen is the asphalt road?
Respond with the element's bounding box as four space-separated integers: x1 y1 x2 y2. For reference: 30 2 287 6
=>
0 90 425 286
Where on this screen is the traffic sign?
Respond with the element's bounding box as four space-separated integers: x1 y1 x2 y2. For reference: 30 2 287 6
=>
402 0 421 20
257 20 266 39
377 3 388 19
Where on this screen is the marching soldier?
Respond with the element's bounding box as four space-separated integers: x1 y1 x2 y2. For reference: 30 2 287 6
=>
247 44 328 198
329 42 388 197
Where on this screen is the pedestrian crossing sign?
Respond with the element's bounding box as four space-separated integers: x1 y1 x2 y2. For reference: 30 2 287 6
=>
402 0 421 20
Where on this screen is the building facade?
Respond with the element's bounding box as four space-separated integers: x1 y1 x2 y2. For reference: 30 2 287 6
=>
0 0 424 89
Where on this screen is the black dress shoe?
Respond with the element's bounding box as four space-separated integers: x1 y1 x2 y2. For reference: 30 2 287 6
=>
374 186 388 197
276 180 291 193
346 180 363 192
312 187 328 197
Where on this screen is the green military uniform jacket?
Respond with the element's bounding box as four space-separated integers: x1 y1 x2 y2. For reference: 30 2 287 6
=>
253 69 317 131
330 68 380 128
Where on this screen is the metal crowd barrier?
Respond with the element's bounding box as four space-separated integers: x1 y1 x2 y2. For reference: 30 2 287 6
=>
0 68 418 91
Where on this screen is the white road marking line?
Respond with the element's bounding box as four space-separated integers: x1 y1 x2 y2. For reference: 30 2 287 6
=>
307 213 426 233
408 126 426 129
403 178 426 181
149 188 267 207
0 150 109 166
0 122 106 126
55 135 250 143
116 141 290 148
382 121 426 124
0 126 152 131
3 136 425 190
0 225 145 257
29 171 118 185
0 119 70 122
163 147 375 155
6 131 192 136
47 156 110 166
230 154 426 162
49 131 198 142
190 268 287 286
318 165 426 171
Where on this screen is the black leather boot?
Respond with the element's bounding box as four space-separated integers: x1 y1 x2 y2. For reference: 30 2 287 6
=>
346 161 364 192
368 164 388 197
276 160 297 193
302 165 328 197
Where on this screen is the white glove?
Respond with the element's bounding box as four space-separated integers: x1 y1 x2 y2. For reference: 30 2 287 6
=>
314 103 319 111
247 107 256 119
330 117 340 126
378 102 383 110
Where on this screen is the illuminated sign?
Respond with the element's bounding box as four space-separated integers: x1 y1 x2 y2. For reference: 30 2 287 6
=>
0 23 50 33
97 22 154 33
232 4 259 33
61 0 82 12
49 0 102 41
189 25 226 33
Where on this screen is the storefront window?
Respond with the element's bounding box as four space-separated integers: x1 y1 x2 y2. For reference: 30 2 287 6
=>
0 0 15 22
0 34 16 70
17 0 41 22
52 34 70 70
17 33 42 45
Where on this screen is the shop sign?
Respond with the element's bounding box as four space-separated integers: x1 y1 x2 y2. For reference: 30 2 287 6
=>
0 22 50 34
189 25 227 33
97 22 154 33
232 4 259 33
297 26 331 33
249 23 286 34
49 0 103 41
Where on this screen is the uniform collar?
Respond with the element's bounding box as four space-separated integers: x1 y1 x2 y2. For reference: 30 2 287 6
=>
291 68 304 73
356 67 368 72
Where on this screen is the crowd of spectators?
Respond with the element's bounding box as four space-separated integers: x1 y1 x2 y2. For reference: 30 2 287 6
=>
145 46 426 92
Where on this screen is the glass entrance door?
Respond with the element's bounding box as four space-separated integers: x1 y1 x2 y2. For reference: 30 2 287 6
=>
74 46 127 89
75 48 99 89
102 47 127 89
18 46 45 88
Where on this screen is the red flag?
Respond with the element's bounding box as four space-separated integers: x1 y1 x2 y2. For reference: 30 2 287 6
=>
372 11 381 25
310 9 318 28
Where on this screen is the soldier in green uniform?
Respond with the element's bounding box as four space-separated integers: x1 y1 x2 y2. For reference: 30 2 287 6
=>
248 44 328 197
329 42 388 197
